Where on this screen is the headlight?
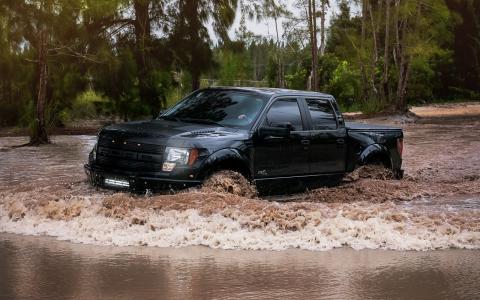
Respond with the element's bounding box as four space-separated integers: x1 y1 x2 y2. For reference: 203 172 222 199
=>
91 133 99 161
162 147 198 172
165 147 190 164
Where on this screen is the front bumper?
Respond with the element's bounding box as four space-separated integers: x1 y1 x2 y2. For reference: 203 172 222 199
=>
84 164 202 192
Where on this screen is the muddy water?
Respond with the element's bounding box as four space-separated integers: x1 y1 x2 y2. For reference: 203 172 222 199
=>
0 119 480 250
1 234 479 300
0 116 480 297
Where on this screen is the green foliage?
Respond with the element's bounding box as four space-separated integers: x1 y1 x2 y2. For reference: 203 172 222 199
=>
215 43 252 85
325 1 360 62
325 61 360 108
71 90 106 120
165 88 185 109
318 53 340 90
168 0 237 90
1 0 480 131
406 57 436 103
285 69 308 90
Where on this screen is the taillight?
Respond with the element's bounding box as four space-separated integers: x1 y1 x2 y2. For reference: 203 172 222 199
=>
397 138 403 158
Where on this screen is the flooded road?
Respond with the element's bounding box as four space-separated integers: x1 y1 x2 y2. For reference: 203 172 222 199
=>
1 116 479 250
0 104 480 298
1 233 479 299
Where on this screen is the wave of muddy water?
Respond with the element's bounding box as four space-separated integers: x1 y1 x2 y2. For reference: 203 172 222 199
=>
0 115 479 251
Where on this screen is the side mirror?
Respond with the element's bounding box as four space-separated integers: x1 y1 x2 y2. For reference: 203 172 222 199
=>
258 124 291 138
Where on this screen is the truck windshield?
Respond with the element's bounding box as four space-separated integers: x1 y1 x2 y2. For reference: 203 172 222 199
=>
161 90 269 128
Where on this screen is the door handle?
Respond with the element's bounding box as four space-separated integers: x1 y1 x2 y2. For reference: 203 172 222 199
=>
301 139 310 145
336 138 345 144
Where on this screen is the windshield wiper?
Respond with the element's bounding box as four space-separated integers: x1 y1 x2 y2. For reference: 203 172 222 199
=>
180 118 224 127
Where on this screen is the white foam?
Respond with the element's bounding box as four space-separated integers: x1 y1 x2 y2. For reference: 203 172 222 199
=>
1 202 479 251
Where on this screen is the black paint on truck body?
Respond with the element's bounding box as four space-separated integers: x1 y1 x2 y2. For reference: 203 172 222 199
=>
85 87 403 193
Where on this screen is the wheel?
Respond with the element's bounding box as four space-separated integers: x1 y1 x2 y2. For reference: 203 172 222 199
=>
347 164 395 181
201 170 257 198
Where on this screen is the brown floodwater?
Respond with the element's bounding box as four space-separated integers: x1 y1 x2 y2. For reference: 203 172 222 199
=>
0 108 480 298
1 233 479 300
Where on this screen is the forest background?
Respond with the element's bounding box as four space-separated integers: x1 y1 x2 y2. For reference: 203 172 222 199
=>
0 0 479 144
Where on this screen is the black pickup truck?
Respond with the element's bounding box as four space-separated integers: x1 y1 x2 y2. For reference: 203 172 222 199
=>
85 87 403 195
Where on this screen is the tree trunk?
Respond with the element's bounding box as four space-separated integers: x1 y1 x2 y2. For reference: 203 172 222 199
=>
307 0 318 91
133 0 156 114
319 0 327 56
393 0 400 69
394 5 409 113
30 27 49 145
367 1 380 100
191 73 200 91
360 0 369 102
396 60 410 112
382 0 391 104
273 10 284 88
368 1 379 63
312 0 318 91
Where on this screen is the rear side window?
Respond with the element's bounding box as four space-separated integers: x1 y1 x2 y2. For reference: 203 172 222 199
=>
306 99 337 130
264 98 303 131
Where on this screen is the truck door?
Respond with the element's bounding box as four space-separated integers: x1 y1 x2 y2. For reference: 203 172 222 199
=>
303 98 347 174
253 97 310 178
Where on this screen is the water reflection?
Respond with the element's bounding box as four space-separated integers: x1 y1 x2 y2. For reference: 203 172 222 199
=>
1 234 479 299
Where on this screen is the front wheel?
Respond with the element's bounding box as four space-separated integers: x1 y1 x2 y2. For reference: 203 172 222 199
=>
201 170 257 198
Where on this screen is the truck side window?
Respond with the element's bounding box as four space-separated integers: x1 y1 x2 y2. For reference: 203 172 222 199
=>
306 99 337 130
265 98 303 131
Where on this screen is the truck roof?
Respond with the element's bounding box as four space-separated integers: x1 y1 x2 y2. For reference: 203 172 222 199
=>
203 86 334 99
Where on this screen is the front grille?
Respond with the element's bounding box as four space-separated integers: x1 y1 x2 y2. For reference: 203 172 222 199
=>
96 154 162 172
98 136 164 154
96 134 165 172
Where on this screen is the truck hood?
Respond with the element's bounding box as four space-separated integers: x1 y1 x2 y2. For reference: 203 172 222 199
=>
99 119 248 148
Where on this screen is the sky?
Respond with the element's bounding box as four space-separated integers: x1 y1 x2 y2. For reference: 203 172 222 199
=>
220 1 346 42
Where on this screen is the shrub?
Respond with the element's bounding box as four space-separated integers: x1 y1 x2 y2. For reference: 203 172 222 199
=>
285 69 308 90
325 60 360 108
71 90 105 120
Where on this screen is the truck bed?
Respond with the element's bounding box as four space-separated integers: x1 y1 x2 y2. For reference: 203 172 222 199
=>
345 121 402 132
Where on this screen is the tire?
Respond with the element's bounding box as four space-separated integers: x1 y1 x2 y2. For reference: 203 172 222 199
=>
201 170 257 198
346 164 395 181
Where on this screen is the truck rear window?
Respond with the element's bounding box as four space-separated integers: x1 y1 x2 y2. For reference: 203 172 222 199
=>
305 99 337 130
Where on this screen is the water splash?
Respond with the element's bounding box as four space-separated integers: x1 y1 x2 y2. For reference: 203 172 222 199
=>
1 183 479 251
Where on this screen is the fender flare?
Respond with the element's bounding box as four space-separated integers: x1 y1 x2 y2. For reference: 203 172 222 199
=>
197 148 251 180
358 144 392 167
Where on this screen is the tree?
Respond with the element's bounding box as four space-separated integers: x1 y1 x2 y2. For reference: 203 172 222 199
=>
445 0 480 97
2 0 96 145
261 0 289 87
326 0 452 112
390 0 452 111
0 5 34 127
307 0 318 90
318 0 329 56
168 0 237 91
